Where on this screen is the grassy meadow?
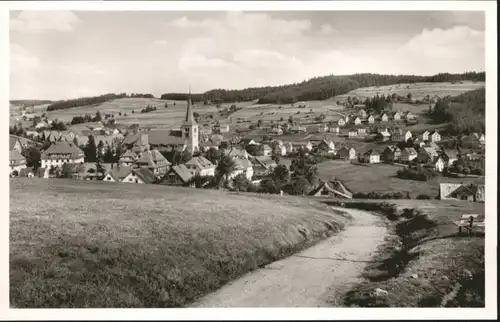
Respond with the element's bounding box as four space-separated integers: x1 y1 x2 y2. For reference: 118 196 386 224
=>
316 160 485 197
9 178 350 308
323 198 486 307
334 81 486 102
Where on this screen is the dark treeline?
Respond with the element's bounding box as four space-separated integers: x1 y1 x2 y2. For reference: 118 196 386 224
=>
429 88 485 135
160 71 485 104
47 93 128 111
160 93 204 102
130 93 155 98
10 100 53 107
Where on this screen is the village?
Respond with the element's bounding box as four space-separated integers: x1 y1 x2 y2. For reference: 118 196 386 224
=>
9 91 485 202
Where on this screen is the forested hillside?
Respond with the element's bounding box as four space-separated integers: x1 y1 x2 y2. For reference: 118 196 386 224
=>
429 88 485 135
162 71 485 104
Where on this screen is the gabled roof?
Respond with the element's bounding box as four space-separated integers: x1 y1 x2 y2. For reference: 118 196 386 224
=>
10 136 21 150
403 147 417 155
185 156 214 170
422 146 438 156
131 167 156 184
441 149 458 159
41 142 84 159
234 158 253 170
136 149 170 167
167 164 194 183
255 155 277 169
308 180 353 199
105 166 133 181
9 150 25 163
430 130 440 135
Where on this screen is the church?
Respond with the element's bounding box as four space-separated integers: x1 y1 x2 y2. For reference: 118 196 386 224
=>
139 92 200 154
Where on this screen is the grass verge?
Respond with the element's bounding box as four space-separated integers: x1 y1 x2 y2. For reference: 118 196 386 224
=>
326 199 485 307
10 178 350 308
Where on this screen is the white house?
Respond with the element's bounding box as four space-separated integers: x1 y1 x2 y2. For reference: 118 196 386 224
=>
380 113 389 122
403 130 413 142
430 130 441 142
337 118 346 126
367 115 375 124
40 141 85 169
432 157 445 172
9 150 27 175
361 150 380 164
230 158 253 180
353 117 362 125
421 130 430 141
184 156 216 177
121 168 155 184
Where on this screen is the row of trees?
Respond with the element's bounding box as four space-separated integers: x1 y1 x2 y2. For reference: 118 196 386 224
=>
160 72 485 104
71 111 103 125
130 93 155 98
47 93 128 111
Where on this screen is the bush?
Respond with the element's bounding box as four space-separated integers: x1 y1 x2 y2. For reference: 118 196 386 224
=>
416 194 432 200
396 167 437 181
471 168 483 176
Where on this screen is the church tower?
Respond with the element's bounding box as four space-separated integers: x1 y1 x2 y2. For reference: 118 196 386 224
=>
181 89 199 153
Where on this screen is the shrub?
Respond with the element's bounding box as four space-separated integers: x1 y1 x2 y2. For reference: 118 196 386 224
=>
416 194 432 200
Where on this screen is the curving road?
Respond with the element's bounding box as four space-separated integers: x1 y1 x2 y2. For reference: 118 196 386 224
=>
190 207 387 307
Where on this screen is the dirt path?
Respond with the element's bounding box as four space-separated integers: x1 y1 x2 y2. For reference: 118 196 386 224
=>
190 207 387 307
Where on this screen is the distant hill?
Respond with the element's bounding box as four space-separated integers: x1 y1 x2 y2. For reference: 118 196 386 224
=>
162 71 485 104
10 100 53 107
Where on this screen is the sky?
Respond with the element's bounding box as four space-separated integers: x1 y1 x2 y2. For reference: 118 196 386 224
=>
10 10 485 100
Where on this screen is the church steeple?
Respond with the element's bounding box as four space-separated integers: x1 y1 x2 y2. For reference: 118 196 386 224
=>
183 86 197 126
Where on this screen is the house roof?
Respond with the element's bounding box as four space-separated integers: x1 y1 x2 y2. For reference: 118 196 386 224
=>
106 166 133 181
422 146 438 156
442 149 458 159
403 147 417 155
132 167 156 184
255 155 277 168
308 180 353 199
364 149 380 156
168 164 194 183
10 136 22 150
185 156 214 170
9 150 25 163
147 130 185 146
430 130 440 135
41 142 84 159
225 147 248 159
19 167 35 177
234 158 253 170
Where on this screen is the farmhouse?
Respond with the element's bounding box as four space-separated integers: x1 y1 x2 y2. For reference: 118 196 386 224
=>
377 129 391 141
430 130 441 142
357 127 367 137
393 111 402 121
337 146 356 160
317 140 335 154
353 117 362 125
254 155 277 172
135 149 171 176
215 120 230 133
431 156 445 172
401 147 418 162
439 183 485 202
102 166 133 182
230 158 253 180
262 144 273 156
184 156 215 177
380 113 389 122
121 167 156 184
224 147 249 160
41 142 85 169
421 130 430 142
441 149 458 167
367 115 375 124
119 150 138 166
9 150 27 176
273 143 287 156
337 118 346 126
382 145 401 162
348 128 358 138
159 164 194 186
308 179 353 199
328 125 340 133
403 130 413 142
199 137 220 152
293 141 313 152
418 146 439 163
122 133 150 153
360 150 380 164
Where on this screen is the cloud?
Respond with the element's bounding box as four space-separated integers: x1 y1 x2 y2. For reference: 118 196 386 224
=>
153 39 167 46
178 54 236 72
10 11 81 33
396 26 484 73
319 23 338 36
10 44 39 74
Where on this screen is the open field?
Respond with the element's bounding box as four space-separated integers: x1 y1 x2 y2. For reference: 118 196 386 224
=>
334 81 486 102
317 160 485 197
322 199 485 307
9 178 350 308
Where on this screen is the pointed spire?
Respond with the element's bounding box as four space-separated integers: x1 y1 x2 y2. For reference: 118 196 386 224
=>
183 86 197 126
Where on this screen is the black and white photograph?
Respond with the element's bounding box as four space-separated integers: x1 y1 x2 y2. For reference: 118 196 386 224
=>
2 0 497 320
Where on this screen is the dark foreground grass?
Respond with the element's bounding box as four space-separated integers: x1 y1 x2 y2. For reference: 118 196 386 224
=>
9 178 350 308
325 198 485 307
